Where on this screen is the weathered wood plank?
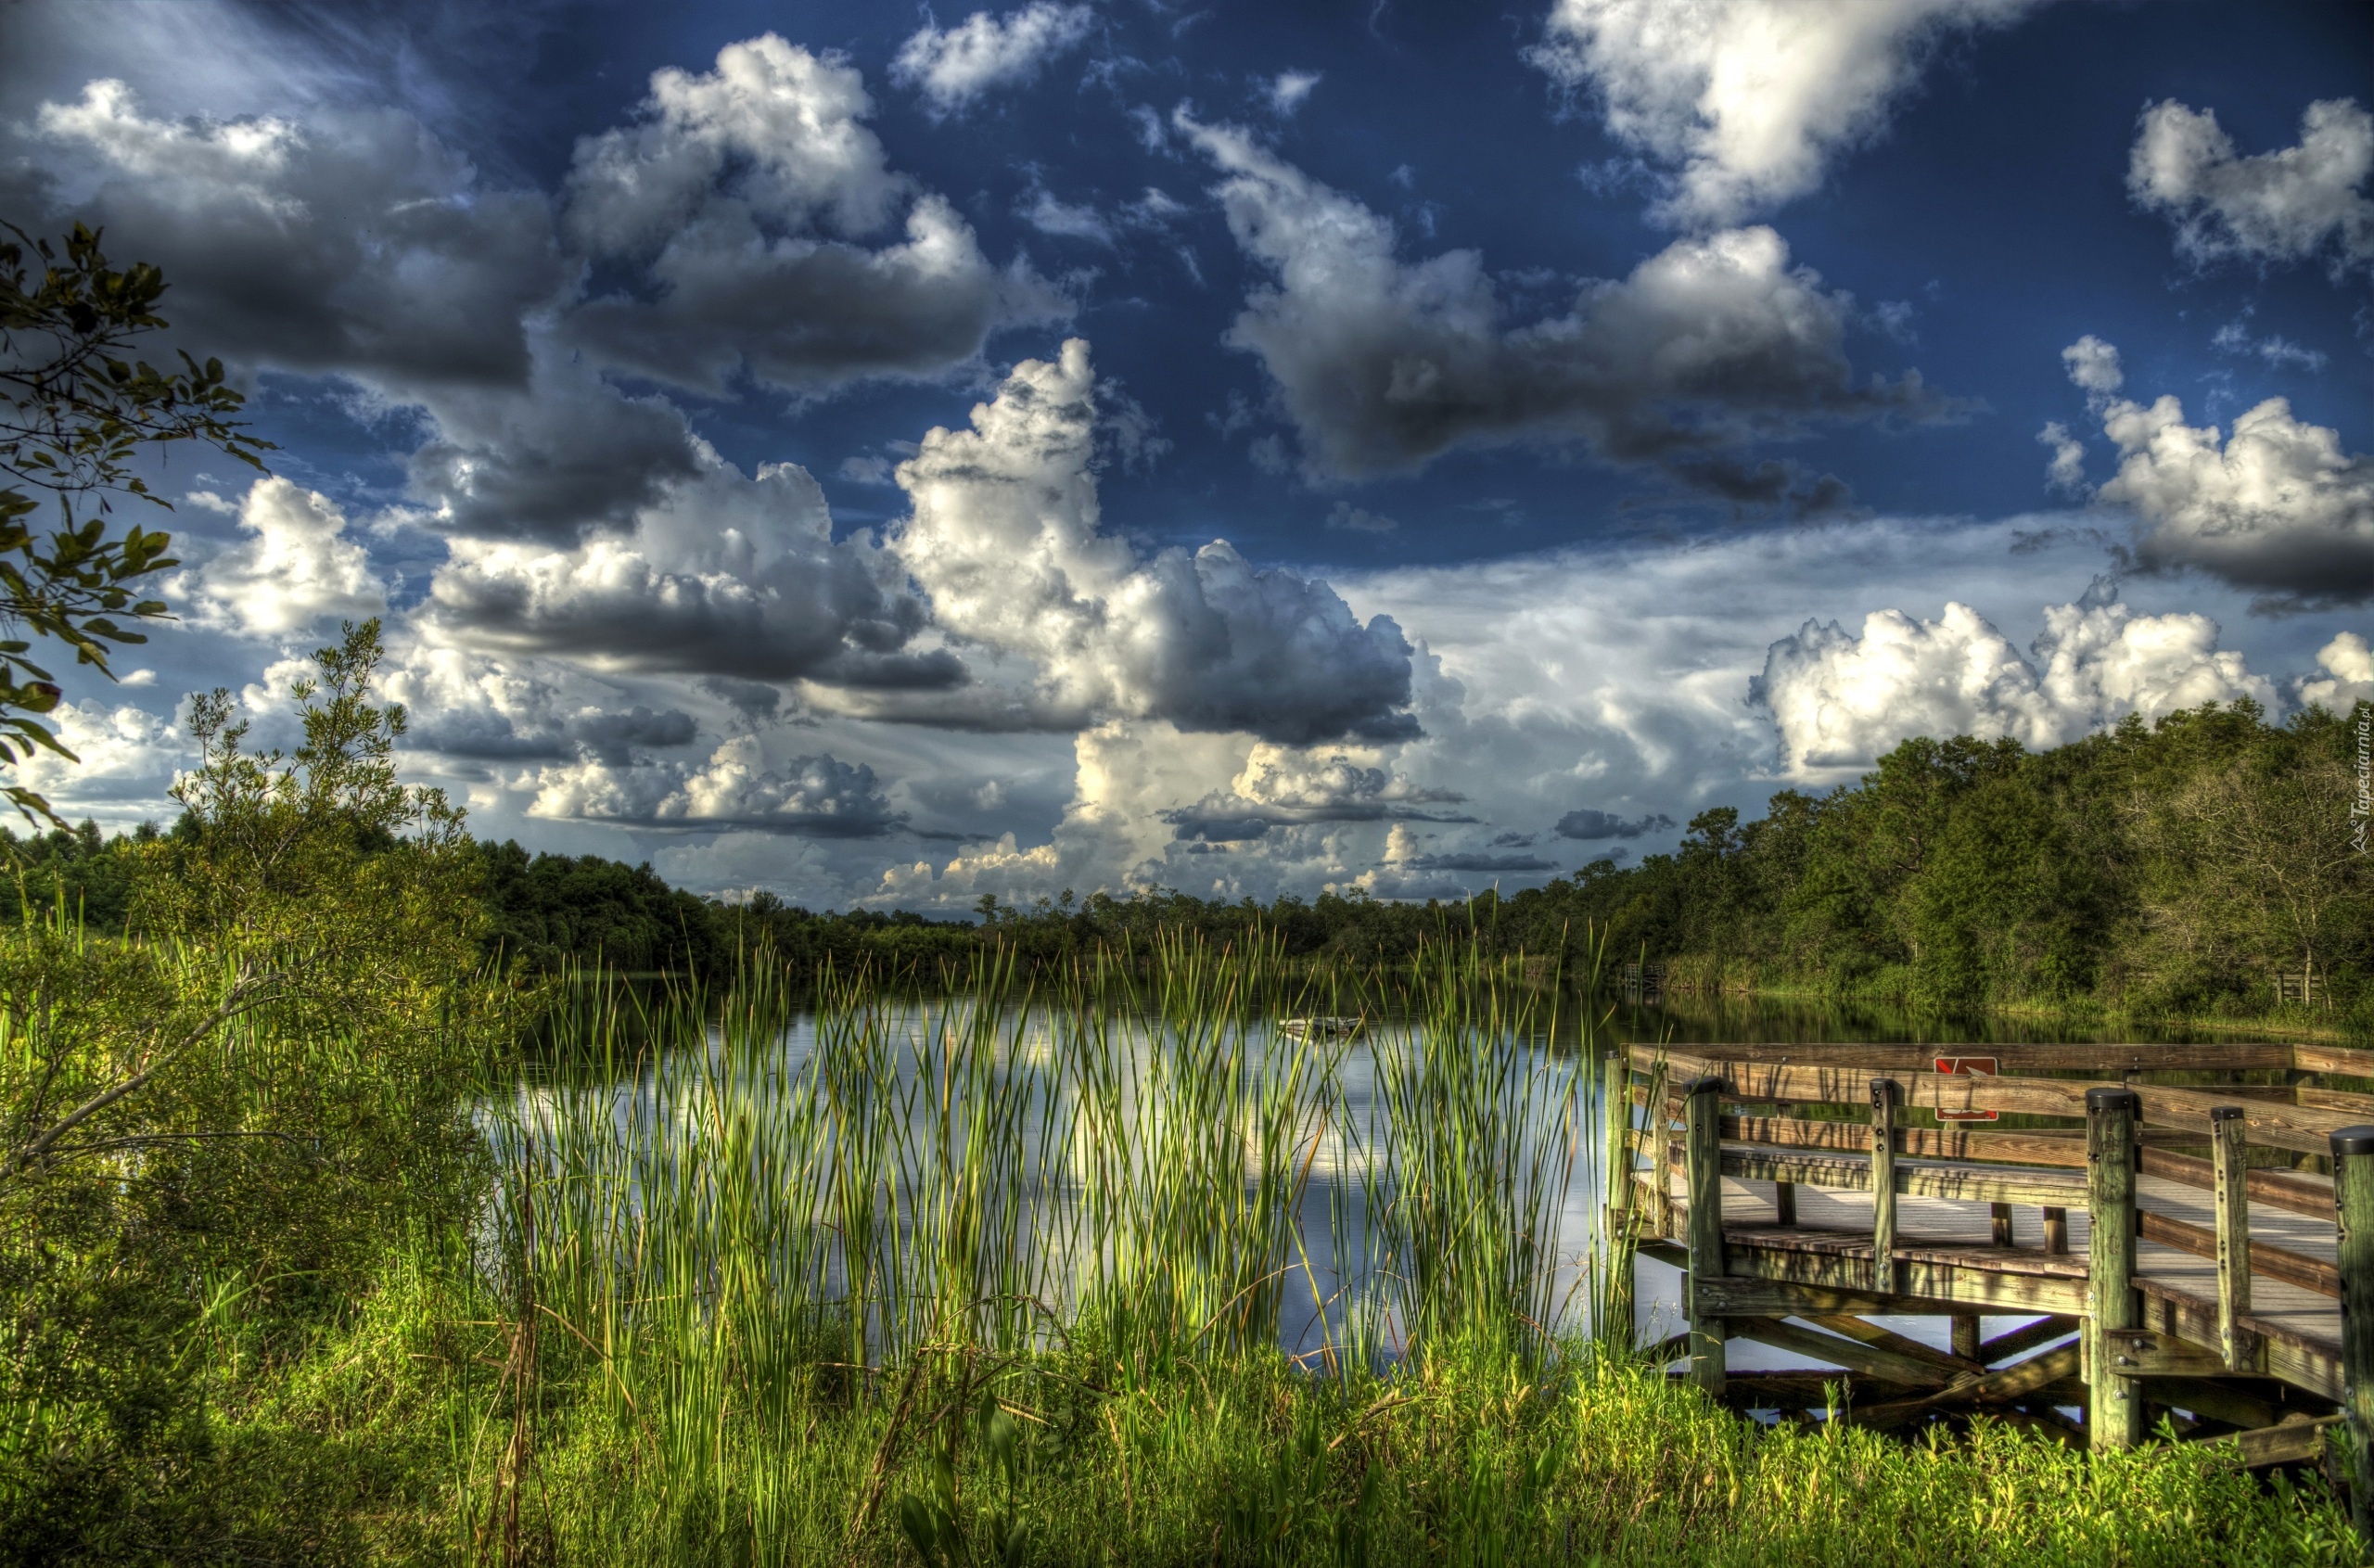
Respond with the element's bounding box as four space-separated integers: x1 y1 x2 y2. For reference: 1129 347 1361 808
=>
2102 1326 2257 1377
1662 1043 2292 1072
2296 1044 2374 1079
1808 1314 1985 1380
1726 1317 1956 1389
2223 1414 2344 1468
2129 1280 2346 1402
1660 1049 2357 1156
2139 1146 2335 1219
1688 1274 1971 1319
2138 1208 2339 1298
1980 1315 2079 1366
1727 1113 2091 1167
1851 1343 2084 1428
1716 1144 2085 1208
1714 1233 2093 1315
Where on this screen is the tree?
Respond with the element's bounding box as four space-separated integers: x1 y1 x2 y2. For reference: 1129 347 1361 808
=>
0 222 270 822
0 621 507 1554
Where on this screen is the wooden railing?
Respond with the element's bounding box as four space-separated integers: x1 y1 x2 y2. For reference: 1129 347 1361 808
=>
1603 1039 2374 1494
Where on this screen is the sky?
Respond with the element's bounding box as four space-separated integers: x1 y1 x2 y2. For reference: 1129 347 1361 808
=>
2 0 2368 912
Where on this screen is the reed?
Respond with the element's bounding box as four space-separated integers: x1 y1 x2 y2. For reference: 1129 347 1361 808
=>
239 928 2355 1564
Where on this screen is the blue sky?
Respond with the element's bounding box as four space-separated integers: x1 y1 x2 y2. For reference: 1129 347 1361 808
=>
4 0 2368 909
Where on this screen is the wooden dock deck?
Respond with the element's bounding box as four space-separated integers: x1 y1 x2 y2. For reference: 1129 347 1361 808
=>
1606 1040 2374 1474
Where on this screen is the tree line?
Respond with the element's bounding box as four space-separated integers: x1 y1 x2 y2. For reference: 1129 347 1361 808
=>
12 693 2368 1028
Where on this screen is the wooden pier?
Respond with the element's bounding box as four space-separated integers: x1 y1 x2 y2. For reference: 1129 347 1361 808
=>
1605 1039 2374 1494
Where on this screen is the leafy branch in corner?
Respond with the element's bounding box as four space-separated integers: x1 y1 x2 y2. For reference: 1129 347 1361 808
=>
0 220 272 823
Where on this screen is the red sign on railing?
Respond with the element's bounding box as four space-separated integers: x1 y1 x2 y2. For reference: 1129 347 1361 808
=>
1933 1055 2000 1121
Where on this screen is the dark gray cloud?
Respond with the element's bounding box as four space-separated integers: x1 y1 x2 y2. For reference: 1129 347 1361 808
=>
405 363 703 542
1397 851 1558 873
1182 117 1948 484
28 80 561 390
1554 808 1676 840
423 461 946 684
409 703 698 764
560 35 1067 395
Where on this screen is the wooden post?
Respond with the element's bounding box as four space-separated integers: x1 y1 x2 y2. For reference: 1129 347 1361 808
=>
2087 1087 2142 1451
1602 1051 1636 1336
1870 1078 1899 1294
1774 1180 1797 1227
2211 1105 2253 1374
2329 1126 2374 1544
1602 1052 1632 1231
1683 1075 1727 1396
1951 1314 1981 1362
1991 1202 2014 1248
2042 1207 2068 1255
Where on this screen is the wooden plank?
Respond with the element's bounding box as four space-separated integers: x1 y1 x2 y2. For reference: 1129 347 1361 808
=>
2227 1414 2345 1468
1708 1371 1900 1410
1716 1145 2087 1208
2102 1326 2256 1377
2154 1377 2288 1432
1807 1314 1985 1380
2296 1044 2374 1079
1980 1315 2079 1365
2138 1209 2339 1298
1661 1049 2358 1156
1728 1113 2090 1167
1689 1274 1968 1320
1726 1318 1954 1389
1717 1234 2092 1315
1851 1344 2084 1428
2130 1280 2346 1403
2139 1146 2335 1219
1668 1042 2291 1072
2298 1086 2374 1116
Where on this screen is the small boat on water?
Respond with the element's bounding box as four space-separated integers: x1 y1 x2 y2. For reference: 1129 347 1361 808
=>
1279 1015 1362 1039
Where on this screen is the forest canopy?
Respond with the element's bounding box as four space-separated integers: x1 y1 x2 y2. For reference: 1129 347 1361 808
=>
9 695 2369 1026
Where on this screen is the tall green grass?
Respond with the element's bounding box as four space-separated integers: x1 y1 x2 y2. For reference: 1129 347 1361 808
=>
405 935 2361 1565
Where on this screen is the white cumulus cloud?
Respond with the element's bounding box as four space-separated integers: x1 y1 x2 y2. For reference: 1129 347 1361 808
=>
2128 97 2374 278
178 477 389 639
890 338 1417 743
1181 114 1940 483
2299 632 2373 716
1527 0 2039 228
891 4 1094 117
1755 588 2274 775
530 737 901 836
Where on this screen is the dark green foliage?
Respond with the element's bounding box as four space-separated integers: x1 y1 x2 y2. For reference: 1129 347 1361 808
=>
473 839 724 975
0 223 270 824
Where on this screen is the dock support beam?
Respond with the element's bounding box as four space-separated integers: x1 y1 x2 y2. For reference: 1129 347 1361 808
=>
1602 1051 1635 1340
1683 1075 1727 1396
2211 1106 2253 1373
2087 1087 2142 1451
1870 1079 1899 1294
2330 1126 2374 1544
